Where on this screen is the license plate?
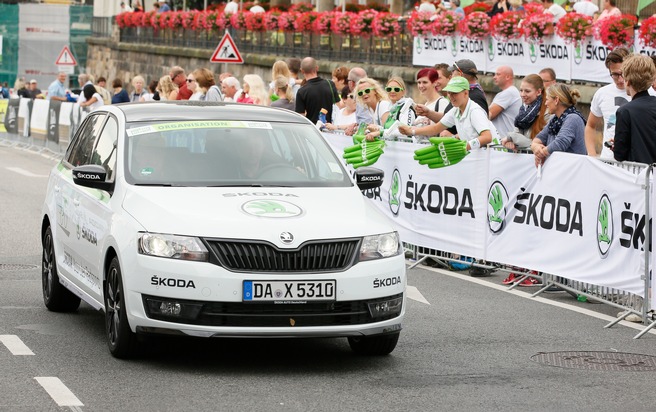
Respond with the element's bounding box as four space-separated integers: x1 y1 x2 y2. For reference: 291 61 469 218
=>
243 280 336 302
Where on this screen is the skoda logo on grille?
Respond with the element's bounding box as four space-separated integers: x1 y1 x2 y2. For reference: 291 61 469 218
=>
280 232 294 244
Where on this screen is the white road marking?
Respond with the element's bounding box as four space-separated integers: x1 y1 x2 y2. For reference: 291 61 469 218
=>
5 166 49 178
0 335 35 355
423 266 656 335
35 377 84 407
407 285 430 305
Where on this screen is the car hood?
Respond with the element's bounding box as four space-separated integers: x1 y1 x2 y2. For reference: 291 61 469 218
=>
122 186 394 247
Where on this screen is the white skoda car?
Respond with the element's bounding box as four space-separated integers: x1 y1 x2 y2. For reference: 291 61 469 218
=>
41 102 406 358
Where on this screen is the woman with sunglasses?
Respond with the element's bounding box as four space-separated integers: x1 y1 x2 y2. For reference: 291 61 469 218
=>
355 78 391 139
531 83 587 167
367 77 417 141
324 87 357 132
186 74 202 101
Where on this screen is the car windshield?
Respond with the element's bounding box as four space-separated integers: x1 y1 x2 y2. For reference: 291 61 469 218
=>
123 120 352 187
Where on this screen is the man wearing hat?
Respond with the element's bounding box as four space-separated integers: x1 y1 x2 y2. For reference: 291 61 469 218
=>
28 80 42 99
399 77 499 151
448 59 488 114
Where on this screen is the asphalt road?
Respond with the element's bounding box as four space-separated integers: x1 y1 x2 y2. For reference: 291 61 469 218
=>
1 140 656 411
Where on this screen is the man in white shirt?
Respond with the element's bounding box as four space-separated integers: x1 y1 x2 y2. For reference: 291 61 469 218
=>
543 0 566 21
489 65 521 137
573 0 599 17
221 76 242 102
249 0 265 13
585 47 631 158
224 0 239 14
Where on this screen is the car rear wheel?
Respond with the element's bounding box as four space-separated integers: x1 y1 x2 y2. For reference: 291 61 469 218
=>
348 332 400 356
105 257 137 358
42 226 81 312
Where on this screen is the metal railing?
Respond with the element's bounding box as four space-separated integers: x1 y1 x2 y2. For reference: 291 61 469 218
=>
118 26 414 66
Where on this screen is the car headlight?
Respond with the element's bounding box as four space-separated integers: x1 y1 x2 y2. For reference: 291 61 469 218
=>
359 232 401 261
138 233 209 262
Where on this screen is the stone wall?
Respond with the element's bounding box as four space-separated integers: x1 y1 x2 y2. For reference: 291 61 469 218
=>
86 36 597 115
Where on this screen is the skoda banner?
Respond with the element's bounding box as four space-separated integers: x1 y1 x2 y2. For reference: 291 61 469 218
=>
324 133 646 297
412 34 625 83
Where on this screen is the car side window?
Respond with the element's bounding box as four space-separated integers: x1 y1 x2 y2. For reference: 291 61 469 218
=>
66 113 106 167
91 116 118 181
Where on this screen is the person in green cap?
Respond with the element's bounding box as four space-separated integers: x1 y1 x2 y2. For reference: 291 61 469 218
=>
399 76 499 151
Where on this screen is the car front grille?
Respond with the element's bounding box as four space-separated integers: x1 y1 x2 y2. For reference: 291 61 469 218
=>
142 293 402 328
204 238 360 272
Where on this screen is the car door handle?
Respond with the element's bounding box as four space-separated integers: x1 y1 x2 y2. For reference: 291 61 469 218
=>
73 199 80 207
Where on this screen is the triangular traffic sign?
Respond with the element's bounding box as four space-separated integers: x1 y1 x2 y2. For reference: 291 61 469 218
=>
210 32 244 64
55 46 77 66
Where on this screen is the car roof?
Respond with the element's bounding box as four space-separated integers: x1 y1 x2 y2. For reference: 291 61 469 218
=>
113 101 310 124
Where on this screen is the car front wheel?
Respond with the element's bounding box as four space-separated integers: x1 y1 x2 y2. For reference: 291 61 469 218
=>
348 332 400 356
42 226 81 312
105 257 137 358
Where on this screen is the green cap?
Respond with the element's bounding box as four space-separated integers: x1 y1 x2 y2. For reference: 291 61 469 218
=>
442 77 470 93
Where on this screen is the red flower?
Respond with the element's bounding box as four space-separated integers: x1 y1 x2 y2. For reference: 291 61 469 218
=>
463 2 491 15
639 15 656 49
556 12 593 44
490 11 523 40
523 3 545 15
458 11 490 40
230 11 248 30
289 3 314 13
352 9 378 38
313 11 335 35
245 11 266 32
278 11 298 32
373 12 401 37
294 11 320 32
594 14 637 49
522 12 553 42
332 12 355 35
407 11 435 37
264 10 281 31
116 12 129 29
432 10 461 36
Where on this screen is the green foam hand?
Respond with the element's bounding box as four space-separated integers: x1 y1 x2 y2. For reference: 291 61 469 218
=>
413 137 469 169
343 138 386 169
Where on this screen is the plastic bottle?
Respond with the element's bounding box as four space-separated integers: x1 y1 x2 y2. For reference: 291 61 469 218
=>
576 294 587 302
316 108 328 131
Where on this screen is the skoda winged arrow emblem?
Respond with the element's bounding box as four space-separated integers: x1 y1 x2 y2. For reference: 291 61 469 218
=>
280 232 294 244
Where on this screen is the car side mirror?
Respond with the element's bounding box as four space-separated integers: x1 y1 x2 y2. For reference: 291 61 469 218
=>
72 164 114 194
355 167 384 191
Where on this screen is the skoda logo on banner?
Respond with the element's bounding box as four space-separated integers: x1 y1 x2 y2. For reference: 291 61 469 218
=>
488 180 509 234
596 193 613 258
416 37 423 55
389 168 402 216
450 36 458 57
487 38 495 61
529 42 538 63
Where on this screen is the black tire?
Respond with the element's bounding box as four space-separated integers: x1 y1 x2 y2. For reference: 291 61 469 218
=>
42 226 81 312
348 332 400 356
105 257 138 358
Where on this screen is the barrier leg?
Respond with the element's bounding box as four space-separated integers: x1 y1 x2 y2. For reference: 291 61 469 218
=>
408 255 428 270
634 320 656 339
